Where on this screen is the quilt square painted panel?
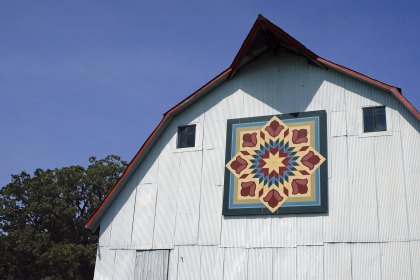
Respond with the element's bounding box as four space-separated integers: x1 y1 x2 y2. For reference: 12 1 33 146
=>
223 111 328 215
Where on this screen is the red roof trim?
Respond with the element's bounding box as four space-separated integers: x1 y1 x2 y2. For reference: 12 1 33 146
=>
85 68 231 230
229 17 262 76
257 15 318 61
229 15 318 77
229 14 419 118
86 15 419 231
318 57 420 119
85 115 169 230
165 68 232 115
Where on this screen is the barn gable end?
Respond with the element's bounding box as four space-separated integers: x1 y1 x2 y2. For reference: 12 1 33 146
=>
90 15 420 280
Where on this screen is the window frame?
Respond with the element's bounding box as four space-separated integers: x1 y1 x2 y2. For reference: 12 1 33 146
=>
362 106 387 133
176 124 197 149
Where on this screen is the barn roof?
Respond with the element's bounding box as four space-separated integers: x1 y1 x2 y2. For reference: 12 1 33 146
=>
86 14 419 231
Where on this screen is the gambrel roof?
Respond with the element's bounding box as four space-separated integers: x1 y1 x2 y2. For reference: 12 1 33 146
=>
86 14 419 231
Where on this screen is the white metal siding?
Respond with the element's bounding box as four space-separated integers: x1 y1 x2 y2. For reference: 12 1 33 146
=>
109 177 137 249
131 183 157 249
94 51 420 279
93 247 115 280
134 250 169 280
323 243 352 280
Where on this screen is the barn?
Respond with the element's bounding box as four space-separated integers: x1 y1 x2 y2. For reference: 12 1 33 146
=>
86 15 420 279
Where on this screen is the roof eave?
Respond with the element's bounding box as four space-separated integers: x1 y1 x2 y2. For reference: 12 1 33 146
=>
85 68 231 231
318 57 420 119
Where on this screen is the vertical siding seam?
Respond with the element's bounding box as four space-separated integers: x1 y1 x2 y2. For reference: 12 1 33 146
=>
269 218 273 249
197 107 206 244
165 250 171 280
398 131 415 280
108 205 115 248
111 249 117 280
379 244 384 280
150 146 161 247
172 156 182 245
271 248 274 280
221 248 226 280
129 185 138 247
372 143 383 279
295 245 298 278
245 249 249 280
175 247 180 280
344 135 352 242
372 141 381 240
322 245 325 280
219 217 224 248
198 246 203 280
349 243 354 280
343 70 353 247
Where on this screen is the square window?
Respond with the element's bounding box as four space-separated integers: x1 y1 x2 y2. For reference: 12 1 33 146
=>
363 106 387 133
177 125 196 148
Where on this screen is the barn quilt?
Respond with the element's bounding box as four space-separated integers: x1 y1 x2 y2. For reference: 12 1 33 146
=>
223 111 328 215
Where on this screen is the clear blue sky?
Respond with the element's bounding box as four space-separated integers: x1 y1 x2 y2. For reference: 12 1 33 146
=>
1 0 419 187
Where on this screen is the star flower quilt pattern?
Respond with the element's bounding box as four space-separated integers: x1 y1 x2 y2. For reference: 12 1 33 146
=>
223 111 328 215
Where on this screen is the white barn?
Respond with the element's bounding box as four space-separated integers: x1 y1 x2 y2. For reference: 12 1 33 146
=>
86 15 420 279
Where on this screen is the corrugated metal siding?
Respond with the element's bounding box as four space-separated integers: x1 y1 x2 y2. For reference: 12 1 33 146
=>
95 244 420 279
200 246 224 280
94 51 420 279
167 246 179 280
198 184 222 245
272 247 296 279
152 134 179 249
296 216 323 245
98 204 113 247
351 243 382 280
348 136 380 242
152 183 178 249
247 248 272 280
134 250 169 280
296 246 323 280
136 146 159 185
174 152 202 245
113 250 136 280
201 148 224 186
109 177 137 249
131 183 157 249
220 217 247 247
328 136 348 179
410 241 420 279
323 243 352 280
177 246 201 279
246 216 272 248
381 242 412 280
94 247 115 280
329 110 347 137
223 247 248 280
271 215 297 247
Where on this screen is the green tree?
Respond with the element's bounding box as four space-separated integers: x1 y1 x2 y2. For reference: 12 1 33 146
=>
0 155 127 280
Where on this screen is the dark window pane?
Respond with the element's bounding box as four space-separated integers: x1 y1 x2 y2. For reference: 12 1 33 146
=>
363 106 387 133
186 126 196 147
363 107 375 133
177 125 196 148
374 107 387 132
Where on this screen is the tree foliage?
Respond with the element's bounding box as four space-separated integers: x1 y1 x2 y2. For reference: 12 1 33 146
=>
0 155 127 280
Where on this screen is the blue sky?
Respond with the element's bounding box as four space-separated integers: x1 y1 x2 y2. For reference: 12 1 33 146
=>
1 0 419 187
